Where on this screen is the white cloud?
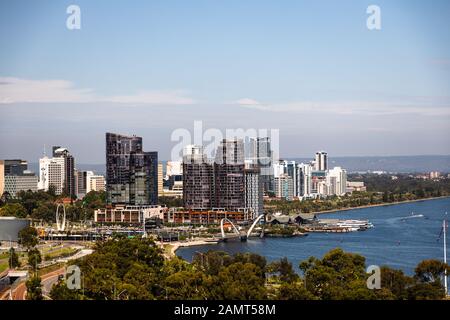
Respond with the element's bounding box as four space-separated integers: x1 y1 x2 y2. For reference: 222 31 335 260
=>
232 98 271 111
234 97 450 116
0 77 196 105
109 90 195 105
0 77 96 103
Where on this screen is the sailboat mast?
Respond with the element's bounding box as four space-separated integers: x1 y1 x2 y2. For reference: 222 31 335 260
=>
444 218 448 296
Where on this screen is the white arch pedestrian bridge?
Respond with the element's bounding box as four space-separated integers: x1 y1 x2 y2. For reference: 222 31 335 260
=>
220 214 265 241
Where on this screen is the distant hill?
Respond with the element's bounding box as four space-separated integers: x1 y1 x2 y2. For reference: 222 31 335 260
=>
287 155 450 173
28 155 450 176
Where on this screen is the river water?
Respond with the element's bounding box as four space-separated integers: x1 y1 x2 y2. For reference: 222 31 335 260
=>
176 197 450 275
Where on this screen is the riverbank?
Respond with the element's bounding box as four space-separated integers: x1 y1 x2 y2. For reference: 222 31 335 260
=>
311 195 450 216
160 238 219 258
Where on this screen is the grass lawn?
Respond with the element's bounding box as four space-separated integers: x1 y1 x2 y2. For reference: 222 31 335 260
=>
0 260 8 273
43 247 79 261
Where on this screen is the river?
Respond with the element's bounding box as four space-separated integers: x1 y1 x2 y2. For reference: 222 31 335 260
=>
176 197 450 275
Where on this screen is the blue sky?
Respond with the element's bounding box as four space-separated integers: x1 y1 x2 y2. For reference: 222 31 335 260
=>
0 0 449 163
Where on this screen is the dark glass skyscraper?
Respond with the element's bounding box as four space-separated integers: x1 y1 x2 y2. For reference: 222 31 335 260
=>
4 160 28 176
182 145 214 210
214 139 245 211
106 132 157 205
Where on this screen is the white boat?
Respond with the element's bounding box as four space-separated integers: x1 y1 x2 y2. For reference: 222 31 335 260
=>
336 219 374 231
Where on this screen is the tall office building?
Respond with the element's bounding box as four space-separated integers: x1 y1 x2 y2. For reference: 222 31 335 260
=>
0 160 4 196
247 137 273 193
88 175 105 192
214 139 246 211
327 167 347 196
285 161 298 197
38 148 75 197
315 151 328 171
106 132 158 205
158 162 164 195
166 161 182 177
2 159 38 198
296 163 313 198
4 159 28 176
274 174 294 201
273 160 286 178
182 145 214 210
76 170 92 198
39 156 64 195
53 147 76 197
244 165 263 217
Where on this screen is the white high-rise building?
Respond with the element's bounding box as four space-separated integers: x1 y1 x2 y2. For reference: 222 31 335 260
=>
244 166 263 217
327 167 347 196
88 175 105 193
273 160 286 178
296 163 313 198
315 151 328 171
317 180 330 196
38 156 64 195
166 161 182 177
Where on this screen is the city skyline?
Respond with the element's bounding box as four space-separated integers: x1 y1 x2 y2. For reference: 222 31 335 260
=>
1 0 450 162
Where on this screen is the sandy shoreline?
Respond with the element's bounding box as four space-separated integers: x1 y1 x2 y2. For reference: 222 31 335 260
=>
312 196 450 216
161 238 219 257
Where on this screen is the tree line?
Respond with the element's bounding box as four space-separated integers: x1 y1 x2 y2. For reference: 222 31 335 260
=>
0 189 106 222
266 174 450 214
48 236 449 300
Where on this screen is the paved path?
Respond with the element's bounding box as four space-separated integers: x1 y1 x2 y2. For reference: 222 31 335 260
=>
11 267 65 300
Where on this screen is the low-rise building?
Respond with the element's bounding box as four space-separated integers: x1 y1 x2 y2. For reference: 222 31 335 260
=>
265 213 317 225
0 217 31 243
346 181 367 193
164 208 254 225
4 171 38 198
430 171 441 179
94 205 168 223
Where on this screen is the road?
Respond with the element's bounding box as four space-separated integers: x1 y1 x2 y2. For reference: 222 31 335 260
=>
8 267 65 300
0 244 93 300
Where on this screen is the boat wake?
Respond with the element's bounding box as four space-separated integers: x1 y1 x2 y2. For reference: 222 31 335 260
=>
399 214 424 220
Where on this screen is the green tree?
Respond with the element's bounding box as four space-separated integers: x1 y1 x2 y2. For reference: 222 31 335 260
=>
209 262 267 299
26 275 43 300
414 259 450 284
8 247 20 269
27 248 42 272
31 202 55 222
276 282 317 300
299 248 374 300
50 279 83 300
407 283 445 300
0 203 27 218
163 270 210 300
193 251 232 276
380 266 412 300
267 257 298 283
18 226 39 249
75 237 164 300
